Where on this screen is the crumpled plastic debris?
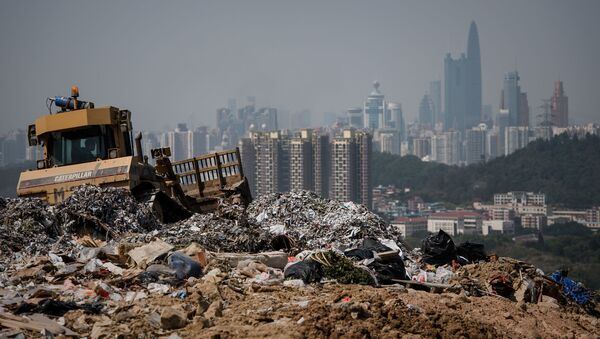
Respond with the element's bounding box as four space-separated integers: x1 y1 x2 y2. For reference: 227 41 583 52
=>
246 190 407 251
549 271 591 305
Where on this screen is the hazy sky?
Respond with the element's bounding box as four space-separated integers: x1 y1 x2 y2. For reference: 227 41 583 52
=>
1 0 599 134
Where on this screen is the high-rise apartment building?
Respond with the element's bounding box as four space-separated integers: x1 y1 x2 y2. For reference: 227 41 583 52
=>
431 131 460 165
551 81 569 127
246 131 290 197
444 21 482 132
193 126 208 156
289 129 331 198
330 129 372 208
465 124 487 165
162 123 193 161
504 126 530 155
312 132 331 199
290 133 314 192
241 129 331 199
485 128 499 160
238 138 256 196
378 129 400 155
412 137 431 159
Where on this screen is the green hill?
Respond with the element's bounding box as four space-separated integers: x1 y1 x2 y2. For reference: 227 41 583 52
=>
373 133 600 208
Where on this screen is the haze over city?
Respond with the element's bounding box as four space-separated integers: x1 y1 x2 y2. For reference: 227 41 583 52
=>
1 0 599 134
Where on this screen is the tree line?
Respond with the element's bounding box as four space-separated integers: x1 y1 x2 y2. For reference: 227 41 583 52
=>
372 134 600 208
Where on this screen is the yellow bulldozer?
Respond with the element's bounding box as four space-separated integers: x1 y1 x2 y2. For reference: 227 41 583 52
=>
16 86 252 222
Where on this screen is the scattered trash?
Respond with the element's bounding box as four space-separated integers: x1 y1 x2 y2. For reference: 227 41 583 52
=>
0 186 598 337
549 271 591 305
456 241 487 263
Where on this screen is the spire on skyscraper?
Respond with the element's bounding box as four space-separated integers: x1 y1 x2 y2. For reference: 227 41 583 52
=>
466 21 482 129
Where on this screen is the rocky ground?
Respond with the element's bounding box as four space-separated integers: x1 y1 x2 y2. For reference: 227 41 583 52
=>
51 278 599 338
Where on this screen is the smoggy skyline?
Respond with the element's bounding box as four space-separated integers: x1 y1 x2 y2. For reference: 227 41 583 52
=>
1 0 599 134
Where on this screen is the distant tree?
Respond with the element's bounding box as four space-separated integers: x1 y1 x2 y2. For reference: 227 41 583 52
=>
543 222 593 237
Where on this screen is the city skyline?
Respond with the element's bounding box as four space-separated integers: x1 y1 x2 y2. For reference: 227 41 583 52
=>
1 1 600 135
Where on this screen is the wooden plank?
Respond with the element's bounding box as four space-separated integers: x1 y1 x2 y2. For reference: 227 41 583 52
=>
0 312 78 336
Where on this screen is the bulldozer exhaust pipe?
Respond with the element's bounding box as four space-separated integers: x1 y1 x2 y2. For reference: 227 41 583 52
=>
135 132 144 162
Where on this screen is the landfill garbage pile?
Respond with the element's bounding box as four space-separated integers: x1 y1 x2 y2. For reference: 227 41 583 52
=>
0 198 56 270
247 190 406 251
0 187 599 337
55 185 160 236
0 185 159 272
143 212 272 253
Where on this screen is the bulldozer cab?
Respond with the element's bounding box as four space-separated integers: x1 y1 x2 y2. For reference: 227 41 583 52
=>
45 125 125 166
29 101 135 169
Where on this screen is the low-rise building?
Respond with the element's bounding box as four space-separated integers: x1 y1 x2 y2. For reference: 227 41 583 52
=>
391 217 427 238
521 214 547 230
427 211 482 236
482 219 515 235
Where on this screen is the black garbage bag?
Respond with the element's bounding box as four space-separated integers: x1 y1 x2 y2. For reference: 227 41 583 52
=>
284 259 322 283
168 252 202 280
343 238 405 284
361 237 393 252
456 241 487 263
369 257 406 284
15 299 103 316
421 230 457 265
344 248 374 260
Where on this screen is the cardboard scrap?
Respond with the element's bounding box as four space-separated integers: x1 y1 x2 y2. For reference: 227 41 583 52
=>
127 239 173 268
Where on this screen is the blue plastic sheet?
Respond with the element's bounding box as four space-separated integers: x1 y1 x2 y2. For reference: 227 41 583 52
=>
549 271 591 305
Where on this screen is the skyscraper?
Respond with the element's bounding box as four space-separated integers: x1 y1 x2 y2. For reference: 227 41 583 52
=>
429 81 442 126
500 71 529 127
364 81 386 129
388 102 405 141
419 94 434 128
444 21 482 132
347 107 364 129
444 53 467 131
466 21 482 130
551 81 569 127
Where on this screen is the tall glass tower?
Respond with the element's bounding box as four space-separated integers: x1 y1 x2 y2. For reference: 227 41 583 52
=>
444 21 482 132
466 21 482 130
363 81 385 129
